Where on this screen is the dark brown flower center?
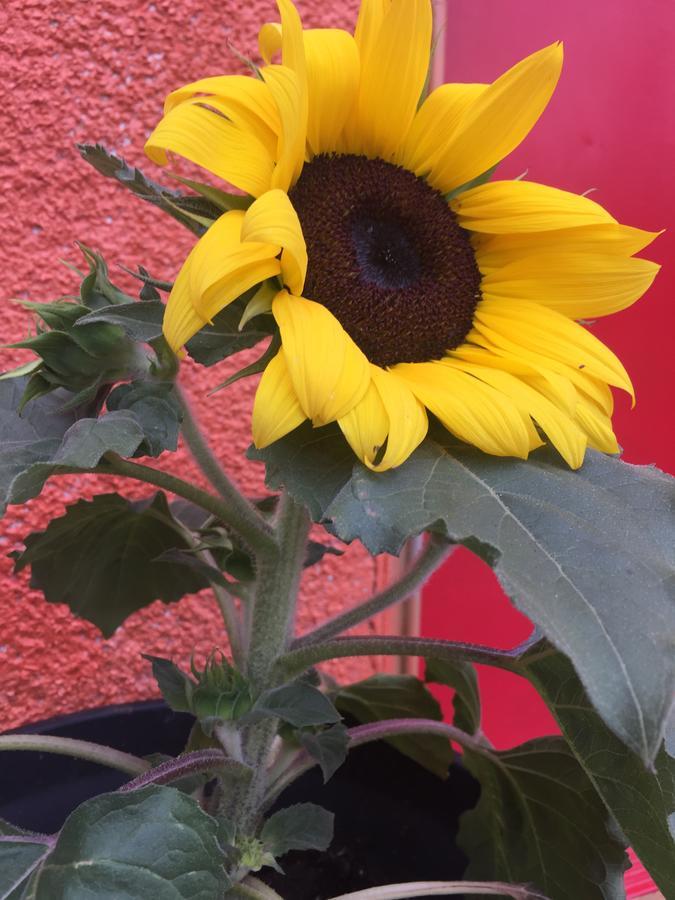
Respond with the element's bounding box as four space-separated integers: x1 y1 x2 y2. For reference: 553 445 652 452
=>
288 154 482 367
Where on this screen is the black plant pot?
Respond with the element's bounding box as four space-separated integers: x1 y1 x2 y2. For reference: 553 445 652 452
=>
0 701 480 899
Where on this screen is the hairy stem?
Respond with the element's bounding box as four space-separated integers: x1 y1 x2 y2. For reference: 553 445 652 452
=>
265 717 490 805
324 882 549 900
176 386 273 552
118 749 250 793
230 876 286 900
294 535 453 647
0 734 149 775
276 633 538 680
222 492 311 833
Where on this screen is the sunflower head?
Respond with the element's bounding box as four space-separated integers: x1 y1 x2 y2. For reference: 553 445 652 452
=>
145 0 660 472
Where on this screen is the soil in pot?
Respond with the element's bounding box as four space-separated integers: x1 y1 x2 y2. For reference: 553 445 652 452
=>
0 702 480 899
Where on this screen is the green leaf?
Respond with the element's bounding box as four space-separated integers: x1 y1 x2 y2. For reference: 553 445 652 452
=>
514 643 675 897
250 682 341 728
78 144 220 236
33 786 228 899
167 174 252 212
298 723 349 783
260 803 334 858
185 293 275 367
75 300 165 344
459 737 628 900
0 379 147 515
256 424 675 765
143 655 193 713
0 821 51 900
425 658 481 736
335 674 452 779
106 381 182 457
13 492 209 636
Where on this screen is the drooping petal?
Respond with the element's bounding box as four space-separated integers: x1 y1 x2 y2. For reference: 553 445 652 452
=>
145 99 275 197
241 189 307 295
339 365 428 470
449 344 578 417
162 211 281 351
349 0 432 159
453 180 616 233
481 252 660 318
574 395 620 454
397 83 487 174
443 358 587 468
395 361 533 459
252 348 306 447
428 43 564 194
472 223 662 272
273 291 370 424
162 75 280 157
458 333 615 416
262 64 307 191
471 298 635 402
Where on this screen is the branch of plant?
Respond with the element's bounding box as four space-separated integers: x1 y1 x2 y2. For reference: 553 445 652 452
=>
265 717 492 806
294 534 454 647
117 749 251 793
0 734 149 775
276 633 539 680
175 385 274 553
100 453 277 555
324 882 550 900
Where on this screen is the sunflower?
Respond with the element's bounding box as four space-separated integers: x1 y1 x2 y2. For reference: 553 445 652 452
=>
145 0 660 471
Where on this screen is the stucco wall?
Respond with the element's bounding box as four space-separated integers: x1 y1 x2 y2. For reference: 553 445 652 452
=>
0 0 380 730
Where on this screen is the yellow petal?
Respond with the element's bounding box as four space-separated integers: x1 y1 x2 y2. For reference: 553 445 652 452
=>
473 223 662 272
575 396 620 454
472 298 634 402
273 291 370 424
397 83 487 174
162 212 282 351
339 365 428 470
395 361 532 459
260 24 359 157
241 189 307 295
453 179 616 233
259 22 283 63
354 0 390 61
429 43 563 194
252 348 306 447
481 252 660 318
459 333 615 416
163 75 280 158
442 358 587 468
262 64 307 191
350 0 432 159
303 29 360 156
145 99 275 197
449 344 577 417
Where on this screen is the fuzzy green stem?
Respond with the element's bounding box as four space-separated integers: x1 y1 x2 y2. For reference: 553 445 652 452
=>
101 453 277 555
176 386 274 553
276 634 536 681
294 535 453 647
246 492 311 692
0 734 149 775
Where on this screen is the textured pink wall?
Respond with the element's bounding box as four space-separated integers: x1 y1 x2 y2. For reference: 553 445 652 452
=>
0 0 380 730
